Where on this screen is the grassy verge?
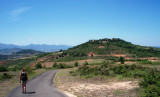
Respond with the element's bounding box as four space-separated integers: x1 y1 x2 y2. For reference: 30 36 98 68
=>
0 68 47 97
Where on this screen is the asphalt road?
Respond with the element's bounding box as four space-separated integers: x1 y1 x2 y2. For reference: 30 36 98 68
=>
5 70 67 97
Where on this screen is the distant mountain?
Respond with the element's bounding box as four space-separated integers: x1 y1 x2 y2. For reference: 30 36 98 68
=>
64 38 160 58
21 44 71 52
0 43 18 49
0 43 72 52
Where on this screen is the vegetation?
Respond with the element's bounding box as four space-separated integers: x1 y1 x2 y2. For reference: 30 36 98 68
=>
35 63 42 69
119 57 125 64
71 62 148 78
24 65 34 74
0 73 12 81
0 66 8 72
139 70 160 97
74 61 79 67
3 57 37 71
63 38 160 58
139 60 160 65
52 63 73 69
0 54 9 60
70 60 160 96
16 49 43 55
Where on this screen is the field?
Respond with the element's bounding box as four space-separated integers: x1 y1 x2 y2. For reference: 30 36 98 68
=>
54 57 160 97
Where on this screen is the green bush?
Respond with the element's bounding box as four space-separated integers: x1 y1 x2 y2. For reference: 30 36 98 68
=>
35 63 42 69
74 61 79 67
0 66 8 72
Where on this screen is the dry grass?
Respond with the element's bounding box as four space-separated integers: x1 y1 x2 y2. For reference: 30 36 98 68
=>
43 59 105 67
54 69 140 97
0 69 47 97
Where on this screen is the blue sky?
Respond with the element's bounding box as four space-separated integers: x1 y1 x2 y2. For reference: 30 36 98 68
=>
0 0 160 46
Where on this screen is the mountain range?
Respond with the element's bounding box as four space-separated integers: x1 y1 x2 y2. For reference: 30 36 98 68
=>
0 43 72 54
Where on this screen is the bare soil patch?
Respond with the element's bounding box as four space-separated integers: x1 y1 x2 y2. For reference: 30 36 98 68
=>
55 69 139 97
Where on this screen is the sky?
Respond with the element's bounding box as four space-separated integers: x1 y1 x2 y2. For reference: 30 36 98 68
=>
0 0 160 46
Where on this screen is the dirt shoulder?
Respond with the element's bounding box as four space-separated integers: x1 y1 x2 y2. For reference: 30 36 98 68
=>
54 69 140 97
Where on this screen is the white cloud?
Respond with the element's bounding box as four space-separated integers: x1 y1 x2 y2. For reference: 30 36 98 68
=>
9 7 32 21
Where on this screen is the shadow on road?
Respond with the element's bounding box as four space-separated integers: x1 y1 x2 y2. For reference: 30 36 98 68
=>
25 92 36 94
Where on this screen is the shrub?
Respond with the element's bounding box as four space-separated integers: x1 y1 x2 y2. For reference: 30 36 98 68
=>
58 63 67 68
0 73 12 81
35 63 42 69
74 61 79 67
98 61 109 75
0 66 8 72
53 62 58 68
113 65 127 74
77 65 91 76
139 70 160 96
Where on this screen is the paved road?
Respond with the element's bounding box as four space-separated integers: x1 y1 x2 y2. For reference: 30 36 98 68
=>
5 70 67 97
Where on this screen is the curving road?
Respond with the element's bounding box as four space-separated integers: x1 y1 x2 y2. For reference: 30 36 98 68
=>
5 70 67 97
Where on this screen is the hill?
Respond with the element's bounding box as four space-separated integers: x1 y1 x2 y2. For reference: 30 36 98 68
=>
0 48 22 55
0 43 72 52
63 38 160 58
15 49 43 55
0 49 43 61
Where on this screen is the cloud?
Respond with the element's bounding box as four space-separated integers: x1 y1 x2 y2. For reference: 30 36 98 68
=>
9 7 32 21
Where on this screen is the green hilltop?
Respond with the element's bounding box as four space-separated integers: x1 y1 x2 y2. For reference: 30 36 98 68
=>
63 38 160 58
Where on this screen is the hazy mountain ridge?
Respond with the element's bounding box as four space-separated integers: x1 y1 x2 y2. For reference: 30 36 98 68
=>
155 47 160 49
0 43 72 52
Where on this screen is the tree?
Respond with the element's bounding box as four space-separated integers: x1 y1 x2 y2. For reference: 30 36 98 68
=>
119 57 125 64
